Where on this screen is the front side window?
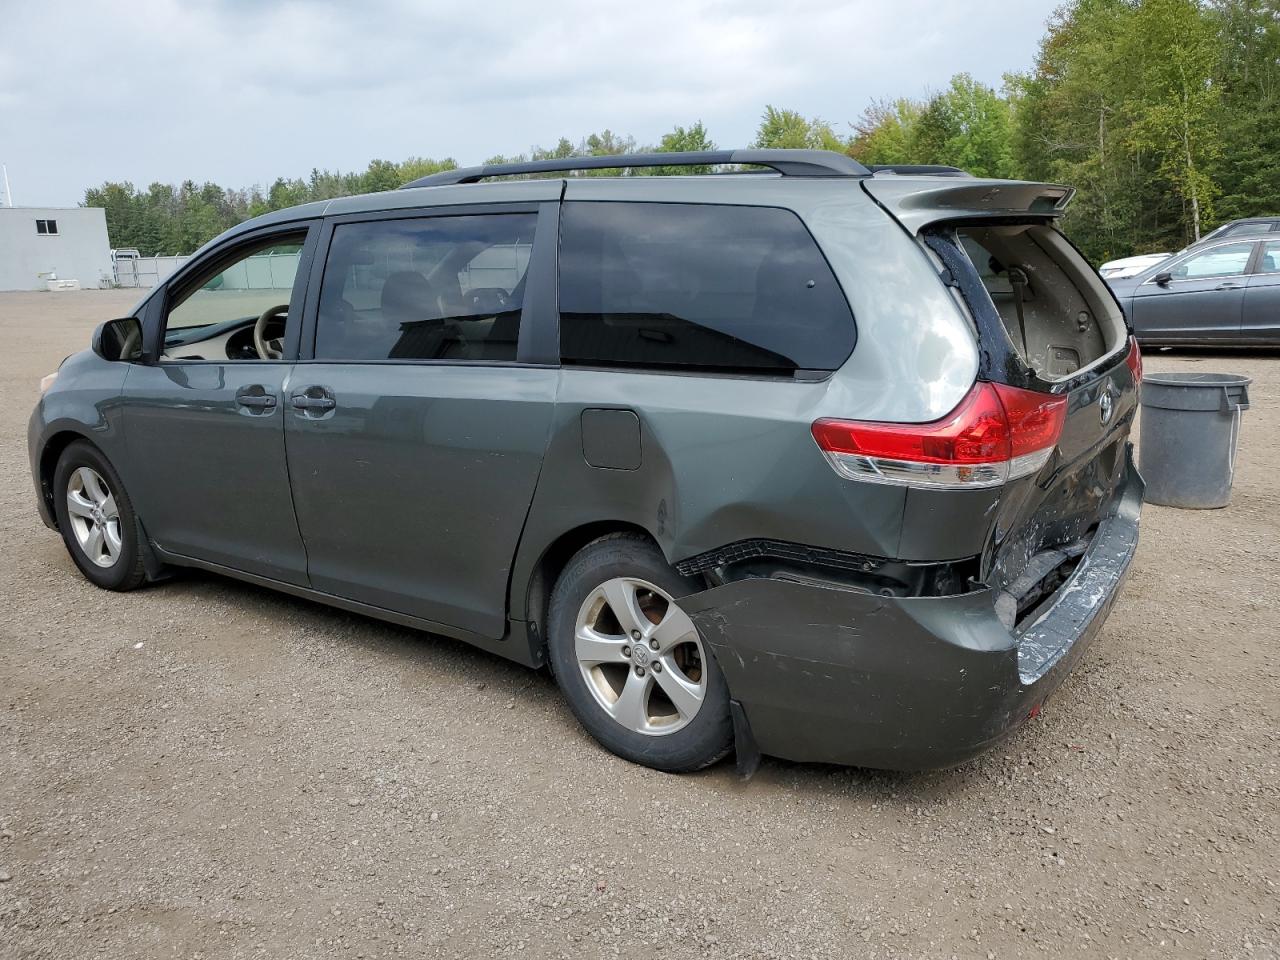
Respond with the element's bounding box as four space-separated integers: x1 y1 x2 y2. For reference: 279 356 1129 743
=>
315 214 535 361
160 234 306 361
557 202 854 373
167 239 304 331
1169 242 1254 280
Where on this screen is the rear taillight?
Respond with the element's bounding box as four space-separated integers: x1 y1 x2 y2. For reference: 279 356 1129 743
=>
812 382 1068 489
1125 336 1142 388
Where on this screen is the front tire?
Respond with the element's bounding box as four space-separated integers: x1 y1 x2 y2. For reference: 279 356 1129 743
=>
547 534 733 772
52 441 147 591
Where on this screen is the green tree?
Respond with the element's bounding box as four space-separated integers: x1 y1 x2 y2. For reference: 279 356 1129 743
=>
396 156 457 184
753 106 848 152
849 98 924 166
1205 0 1280 223
1010 0 1179 260
267 177 310 211
646 121 717 174
1124 0 1224 239
911 75 1016 178
357 159 401 193
532 138 577 161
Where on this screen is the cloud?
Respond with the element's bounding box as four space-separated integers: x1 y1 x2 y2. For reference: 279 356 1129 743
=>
3 0 1057 205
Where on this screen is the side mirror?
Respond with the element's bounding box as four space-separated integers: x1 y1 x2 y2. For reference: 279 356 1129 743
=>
91 317 144 362
1152 271 1173 287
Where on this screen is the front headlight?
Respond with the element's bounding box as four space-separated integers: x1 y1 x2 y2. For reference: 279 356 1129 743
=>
39 371 58 393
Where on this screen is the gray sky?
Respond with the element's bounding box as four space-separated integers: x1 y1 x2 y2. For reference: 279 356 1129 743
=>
2 0 1059 207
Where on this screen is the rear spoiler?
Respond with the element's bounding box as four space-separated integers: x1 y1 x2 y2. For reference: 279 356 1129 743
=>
862 177 1074 235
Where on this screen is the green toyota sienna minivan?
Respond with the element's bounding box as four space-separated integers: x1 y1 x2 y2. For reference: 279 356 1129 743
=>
29 149 1143 773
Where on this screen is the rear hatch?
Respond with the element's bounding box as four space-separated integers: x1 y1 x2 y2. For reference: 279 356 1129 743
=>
863 176 1140 625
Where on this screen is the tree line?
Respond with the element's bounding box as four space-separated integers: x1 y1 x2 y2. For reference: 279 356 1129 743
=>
85 0 1278 265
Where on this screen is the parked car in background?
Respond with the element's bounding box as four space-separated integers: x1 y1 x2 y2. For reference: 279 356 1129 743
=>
1194 216 1280 245
1098 217 1280 281
1100 252 1171 279
29 150 1143 774
1108 234 1280 345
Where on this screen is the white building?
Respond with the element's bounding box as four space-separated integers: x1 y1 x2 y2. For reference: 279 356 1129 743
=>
0 206 114 291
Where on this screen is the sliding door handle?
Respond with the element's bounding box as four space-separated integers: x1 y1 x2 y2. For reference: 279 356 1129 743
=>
289 386 337 417
290 395 336 411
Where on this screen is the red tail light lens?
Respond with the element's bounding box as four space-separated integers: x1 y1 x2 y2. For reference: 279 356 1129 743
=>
812 382 1067 489
1124 336 1142 388
997 381 1070 468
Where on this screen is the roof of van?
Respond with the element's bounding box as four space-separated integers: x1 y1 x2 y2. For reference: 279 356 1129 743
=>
193 150 1075 259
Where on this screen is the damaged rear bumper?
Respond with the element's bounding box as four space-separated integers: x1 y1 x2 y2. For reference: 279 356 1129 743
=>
678 447 1143 771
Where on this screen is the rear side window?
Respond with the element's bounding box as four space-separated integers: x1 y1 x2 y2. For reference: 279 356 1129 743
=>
315 213 535 362
1260 240 1280 274
1222 221 1270 237
557 202 854 373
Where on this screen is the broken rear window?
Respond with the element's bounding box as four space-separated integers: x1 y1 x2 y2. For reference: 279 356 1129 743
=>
957 224 1125 380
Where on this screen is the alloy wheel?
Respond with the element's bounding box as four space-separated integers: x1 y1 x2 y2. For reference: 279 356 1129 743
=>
65 466 122 568
574 577 708 736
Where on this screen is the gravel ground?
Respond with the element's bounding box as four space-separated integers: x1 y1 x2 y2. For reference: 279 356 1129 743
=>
1 290 1277 960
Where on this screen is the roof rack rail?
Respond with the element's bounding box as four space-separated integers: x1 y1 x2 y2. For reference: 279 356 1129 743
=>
400 149 871 188
868 164 972 178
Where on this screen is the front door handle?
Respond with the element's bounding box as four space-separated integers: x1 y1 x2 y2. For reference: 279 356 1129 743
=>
235 386 277 410
1215 282 1243 290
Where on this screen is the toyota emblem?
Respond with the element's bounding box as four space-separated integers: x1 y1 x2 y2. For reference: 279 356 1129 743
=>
1099 390 1114 425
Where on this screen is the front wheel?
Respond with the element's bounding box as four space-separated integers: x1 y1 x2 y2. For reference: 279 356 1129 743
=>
52 441 147 591
547 534 733 772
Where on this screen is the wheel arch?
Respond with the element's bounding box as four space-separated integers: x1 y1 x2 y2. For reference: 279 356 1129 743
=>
39 428 168 582
37 429 100 529
517 520 667 664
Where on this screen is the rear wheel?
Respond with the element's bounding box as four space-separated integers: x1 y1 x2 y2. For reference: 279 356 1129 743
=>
52 441 147 591
547 534 732 772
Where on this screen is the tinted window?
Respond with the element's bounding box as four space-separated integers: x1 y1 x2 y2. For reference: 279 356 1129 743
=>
1222 221 1266 236
1169 242 1254 280
316 214 536 361
557 202 854 373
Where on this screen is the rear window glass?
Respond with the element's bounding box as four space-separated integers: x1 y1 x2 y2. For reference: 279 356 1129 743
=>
557 202 854 373
1221 221 1271 236
956 223 1125 380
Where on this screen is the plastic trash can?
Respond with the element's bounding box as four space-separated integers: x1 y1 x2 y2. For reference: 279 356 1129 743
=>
1139 372 1251 509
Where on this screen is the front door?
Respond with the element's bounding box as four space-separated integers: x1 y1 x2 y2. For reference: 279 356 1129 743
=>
284 206 558 638
121 225 316 584
1242 239 1280 343
1128 240 1254 341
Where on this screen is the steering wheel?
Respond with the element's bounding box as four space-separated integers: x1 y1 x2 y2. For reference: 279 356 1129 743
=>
254 304 290 360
